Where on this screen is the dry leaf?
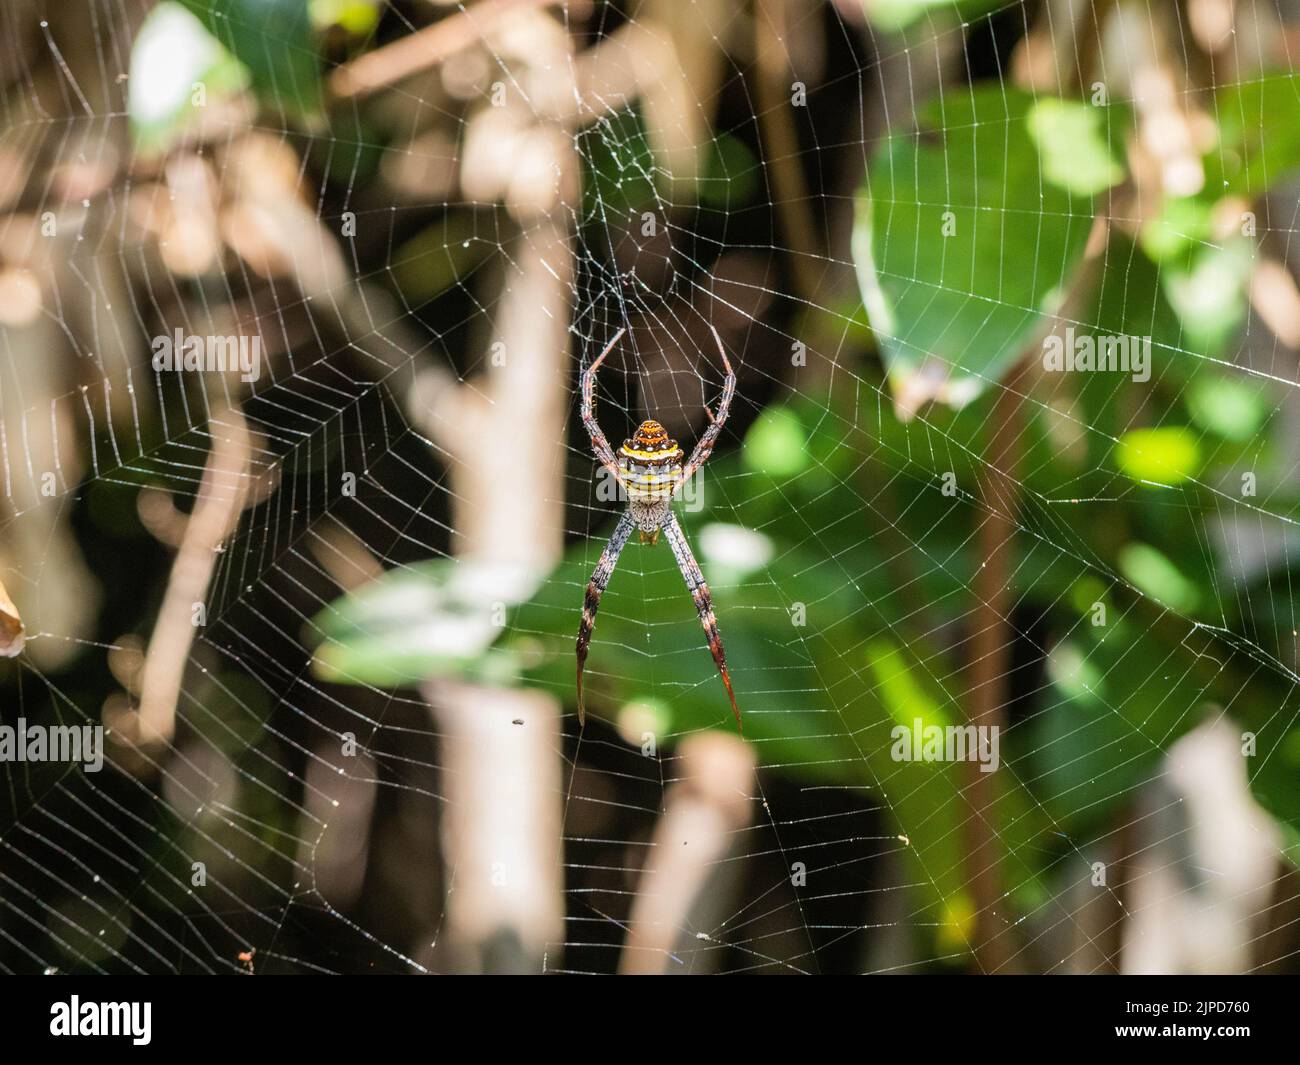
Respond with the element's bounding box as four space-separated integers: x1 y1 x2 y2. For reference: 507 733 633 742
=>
0 575 25 657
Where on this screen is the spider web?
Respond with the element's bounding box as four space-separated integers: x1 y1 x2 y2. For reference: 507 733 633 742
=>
0 0 1298 976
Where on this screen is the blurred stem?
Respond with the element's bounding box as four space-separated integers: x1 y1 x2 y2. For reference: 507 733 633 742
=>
423 680 563 973
619 732 756 973
1250 257 1300 350
1254 861 1300 973
753 0 823 305
329 0 565 99
421 215 571 964
1013 0 1116 94
410 93 577 966
962 368 1025 973
1062 811 1131 972
136 404 251 748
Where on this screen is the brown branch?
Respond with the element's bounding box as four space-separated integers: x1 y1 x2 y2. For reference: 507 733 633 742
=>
329 0 564 100
619 732 756 974
405 51 577 964
961 368 1025 974
135 406 251 747
753 0 823 305
422 679 564 973
309 518 384 592
1250 257 1300 350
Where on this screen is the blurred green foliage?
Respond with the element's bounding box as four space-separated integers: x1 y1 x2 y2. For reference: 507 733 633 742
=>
309 56 1300 960
179 0 323 115
853 87 1125 412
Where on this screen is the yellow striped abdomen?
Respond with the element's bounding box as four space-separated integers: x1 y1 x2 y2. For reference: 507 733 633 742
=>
620 459 682 501
619 419 683 503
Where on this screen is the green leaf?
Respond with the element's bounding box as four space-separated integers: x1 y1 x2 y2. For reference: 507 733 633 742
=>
579 107 658 223
1160 238 1255 351
742 406 809 478
1138 72 1299 349
1143 71 1300 257
179 0 322 116
1209 70 1300 201
308 560 537 686
853 87 1117 418
390 212 497 305
310 0 380 35
1185 374 1268 441
865 638 950 730
1138 196 1216 263
1117 543 1200 613
1033 622 1215 834
128 2 248 151
1114 426 1201 485
1026 99 1126 197
698 133 760 209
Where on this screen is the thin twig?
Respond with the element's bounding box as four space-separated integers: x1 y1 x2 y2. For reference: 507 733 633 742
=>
619 733 756 974
136 406 251 746
753 0 823 304
962 368 1025 974
329 0 562 99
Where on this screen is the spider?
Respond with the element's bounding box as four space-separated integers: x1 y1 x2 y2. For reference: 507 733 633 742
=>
576 325 741 731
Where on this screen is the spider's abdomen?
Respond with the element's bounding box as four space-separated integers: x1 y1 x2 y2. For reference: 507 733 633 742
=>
619 419 683 507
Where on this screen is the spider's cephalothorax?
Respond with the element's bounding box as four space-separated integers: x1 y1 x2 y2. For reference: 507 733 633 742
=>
619 419 684 535
576 326 741 732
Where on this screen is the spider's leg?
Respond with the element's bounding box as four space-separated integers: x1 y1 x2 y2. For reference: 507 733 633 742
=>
580 327 628 485
660 512 742 732
678 325 737 487
576 510 637 725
